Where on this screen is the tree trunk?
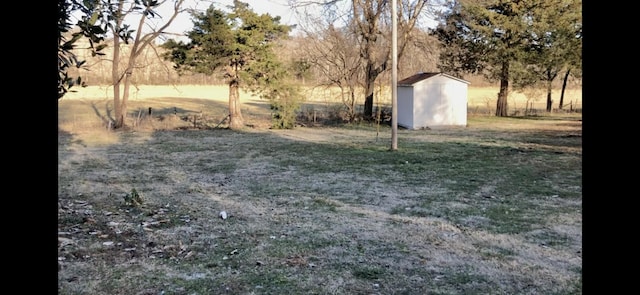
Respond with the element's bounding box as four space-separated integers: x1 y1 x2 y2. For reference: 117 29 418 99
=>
545 79 553 112
112 0 125 129
228 79 244 130
363 84 374 119
112 31 123 128
495 62 509 117
113 49 135 129
118 40 141 129
121 70 133 126
350 88 356 121
363 63 379 119
559 69 570 110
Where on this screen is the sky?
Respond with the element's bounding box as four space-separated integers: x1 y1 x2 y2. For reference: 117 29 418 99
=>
160 0 441 36
73 0 439 43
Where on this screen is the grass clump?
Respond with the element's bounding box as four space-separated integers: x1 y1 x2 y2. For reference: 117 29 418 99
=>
122 188 143 207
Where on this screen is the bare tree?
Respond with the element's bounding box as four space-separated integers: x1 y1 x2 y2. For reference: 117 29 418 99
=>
398 29 440 76
99 0 186 129
289 0 437 119
298 20 364 121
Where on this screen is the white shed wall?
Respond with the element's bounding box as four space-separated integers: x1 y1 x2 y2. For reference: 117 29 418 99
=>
397 87 414 129
398 74 468 129
441 80 468 126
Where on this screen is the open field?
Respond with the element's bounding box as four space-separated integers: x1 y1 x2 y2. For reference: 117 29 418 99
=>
58 89 582 294
62 84 582 115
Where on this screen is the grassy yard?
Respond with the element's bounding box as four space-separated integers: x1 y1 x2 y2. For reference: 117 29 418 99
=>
58 88 582 294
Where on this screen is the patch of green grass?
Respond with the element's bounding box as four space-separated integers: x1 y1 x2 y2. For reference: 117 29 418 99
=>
200 161 238 174
168 277 221 294
238 270 294 290
484 204 536 234
352 265 387 280
435 269 495 294
476 243 517 261
267 234 343 258
527 229 575 248
310 196 341 211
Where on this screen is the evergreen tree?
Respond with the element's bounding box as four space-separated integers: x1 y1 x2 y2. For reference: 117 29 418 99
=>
523 0 582 111
434 0 541 116
163 0 298 129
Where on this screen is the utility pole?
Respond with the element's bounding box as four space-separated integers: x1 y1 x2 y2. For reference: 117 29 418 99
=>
391 0 398 151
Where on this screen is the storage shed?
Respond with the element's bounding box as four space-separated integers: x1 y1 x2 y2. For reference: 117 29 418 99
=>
397 72 470 129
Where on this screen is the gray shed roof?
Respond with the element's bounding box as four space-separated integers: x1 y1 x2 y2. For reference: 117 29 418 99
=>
398 72 470 86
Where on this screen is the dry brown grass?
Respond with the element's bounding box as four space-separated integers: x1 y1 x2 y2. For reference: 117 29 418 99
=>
59 85 273 135
61 84 582 131
62 84 582 107
62 85 233 101
58 85 581 294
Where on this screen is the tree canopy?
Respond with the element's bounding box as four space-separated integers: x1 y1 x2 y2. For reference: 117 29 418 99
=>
57 0 107 99
433 0 581 116
522 0 582 111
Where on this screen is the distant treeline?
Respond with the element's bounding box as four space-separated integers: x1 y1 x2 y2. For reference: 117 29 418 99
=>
68 37 581 89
